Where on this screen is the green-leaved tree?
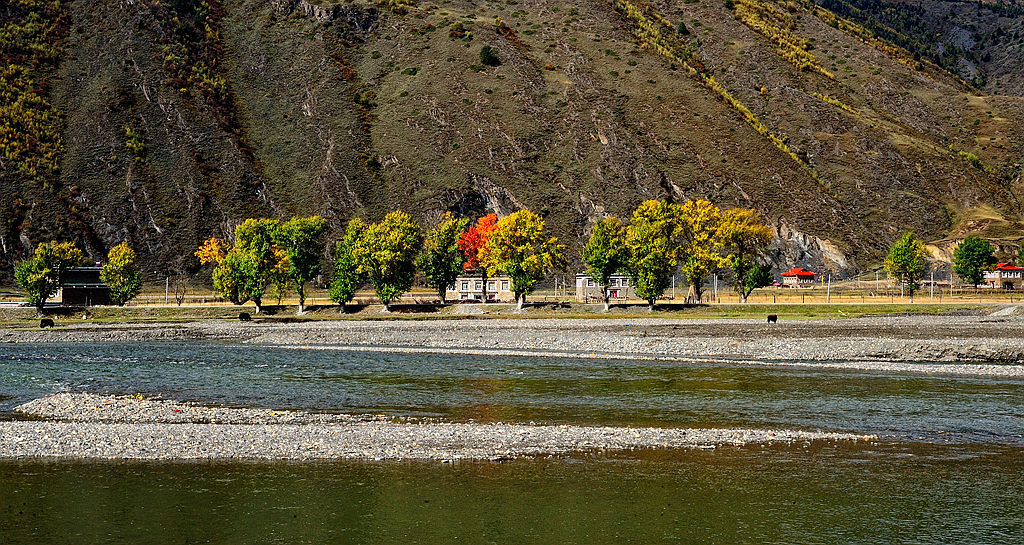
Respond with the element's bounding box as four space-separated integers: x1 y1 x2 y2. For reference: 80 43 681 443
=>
417 212 470 304
482 209 567 310
329 218 367 312
885 231 929 302
625 200 685 311
952 235 995 288
100 242 142 306
582 216 628 311
14 241 88 313
276 216 327 313
352 211 423 311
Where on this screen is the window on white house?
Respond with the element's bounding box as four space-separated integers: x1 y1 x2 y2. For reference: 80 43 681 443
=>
501 281 509 291
488 281 496 291
587 279 595 287
620 278 629 286
461 281 469 291
475 282 482 290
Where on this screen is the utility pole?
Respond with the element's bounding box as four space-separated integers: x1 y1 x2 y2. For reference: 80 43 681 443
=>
165 277 169 305
930 269 934 301
826 273 831 303
713 274 718 302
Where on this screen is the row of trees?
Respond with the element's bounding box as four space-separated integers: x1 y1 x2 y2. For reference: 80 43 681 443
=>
582 200 774 310
198 202 774 314
198 209 566 312
14 241 142 312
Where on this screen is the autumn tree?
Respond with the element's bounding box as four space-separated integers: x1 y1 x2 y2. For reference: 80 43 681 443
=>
14 241 88 313
457 213 499 302
952 236 995 288
100 242 142 306
329 218 367 312
196 219 286 313
417 212 470 304
582 216 628 311
482 209 567 310
625 200 685 311
352 211 423 311
717 208 773 303
678 200 725 304
276 216 328 313
885 231 929 301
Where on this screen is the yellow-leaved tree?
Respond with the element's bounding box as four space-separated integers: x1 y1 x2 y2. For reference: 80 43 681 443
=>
679 200 726 304
482 210 567 310
716 208 773 303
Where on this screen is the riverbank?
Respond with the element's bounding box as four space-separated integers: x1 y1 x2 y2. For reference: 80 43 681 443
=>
0 394 871 461
3 311 1024 366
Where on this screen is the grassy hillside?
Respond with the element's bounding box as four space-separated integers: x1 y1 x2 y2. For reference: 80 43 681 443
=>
2 0 1023 282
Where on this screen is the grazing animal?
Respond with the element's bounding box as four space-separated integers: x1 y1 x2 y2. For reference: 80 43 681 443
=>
40 318 55 329
239 312 252 322
767 314 778 323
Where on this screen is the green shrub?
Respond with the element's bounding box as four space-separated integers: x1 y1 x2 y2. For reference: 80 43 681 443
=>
480 45 501 66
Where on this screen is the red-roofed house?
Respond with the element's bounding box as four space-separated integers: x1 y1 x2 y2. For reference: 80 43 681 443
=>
781 267 816 288
984 263 1023 289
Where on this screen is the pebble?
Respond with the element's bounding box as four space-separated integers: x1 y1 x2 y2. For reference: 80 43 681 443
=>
0 393 872 461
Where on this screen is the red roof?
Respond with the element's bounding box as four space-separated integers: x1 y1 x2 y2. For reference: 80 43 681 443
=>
995 262 1023 271
781 267 816 277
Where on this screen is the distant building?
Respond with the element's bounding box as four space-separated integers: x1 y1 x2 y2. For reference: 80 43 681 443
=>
575 273 637 302
60 267 111 306
446 274 516 302
984 263 1023 289
780 267 816 287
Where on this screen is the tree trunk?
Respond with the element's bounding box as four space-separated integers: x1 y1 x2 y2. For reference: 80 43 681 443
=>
253 298 263 314
602 286 610 312
339 304 348 314
516 293 525 310
648 298 655 312
438 288 447 305
481 272 489 303
297 285 306 314
36 300 45 315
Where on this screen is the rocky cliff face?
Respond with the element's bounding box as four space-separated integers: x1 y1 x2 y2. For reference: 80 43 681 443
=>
2 0 1023 280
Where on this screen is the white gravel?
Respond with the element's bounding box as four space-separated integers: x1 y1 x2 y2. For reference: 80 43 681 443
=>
0 394 872 461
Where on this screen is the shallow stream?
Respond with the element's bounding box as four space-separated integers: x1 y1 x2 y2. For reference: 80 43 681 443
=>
1 342 1022 543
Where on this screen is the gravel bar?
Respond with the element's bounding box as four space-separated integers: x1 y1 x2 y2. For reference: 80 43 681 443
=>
0 394 872 461
4 313 1024 367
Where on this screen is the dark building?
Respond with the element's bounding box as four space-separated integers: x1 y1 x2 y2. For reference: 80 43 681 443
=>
61 267 111 306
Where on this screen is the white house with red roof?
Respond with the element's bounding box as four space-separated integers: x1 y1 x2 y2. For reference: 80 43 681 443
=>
983 263 1023 289
780 267 817 287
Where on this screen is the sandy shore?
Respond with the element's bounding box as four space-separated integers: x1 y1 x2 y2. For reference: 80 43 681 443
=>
3 313 1024 367
0 394 871 461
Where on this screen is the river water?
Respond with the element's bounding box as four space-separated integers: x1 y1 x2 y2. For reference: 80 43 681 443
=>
1 342 1023 543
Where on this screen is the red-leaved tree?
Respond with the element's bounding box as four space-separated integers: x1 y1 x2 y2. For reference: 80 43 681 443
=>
457 213 499 302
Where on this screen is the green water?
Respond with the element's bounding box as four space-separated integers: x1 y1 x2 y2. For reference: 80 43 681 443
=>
2 342 1024 543
2 445 1022 544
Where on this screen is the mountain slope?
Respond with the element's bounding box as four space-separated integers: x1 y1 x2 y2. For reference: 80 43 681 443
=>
2 0 1023 281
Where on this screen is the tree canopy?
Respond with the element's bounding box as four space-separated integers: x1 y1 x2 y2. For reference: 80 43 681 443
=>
482 210 566 309
952 235 995 288
625 200 685 310
276 216 327 313
351 211 423 310
100 242 142 306
717 208 773 303
329 218 367 311
417 212 470 304
582 216 628 311
679 199 725 303
885 231 929 301
14 240 88 312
